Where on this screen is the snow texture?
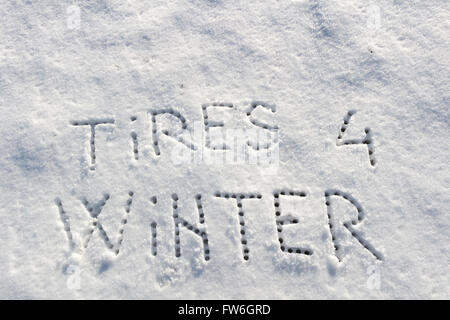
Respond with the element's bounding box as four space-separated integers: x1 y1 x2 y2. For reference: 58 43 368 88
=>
0 0 449 299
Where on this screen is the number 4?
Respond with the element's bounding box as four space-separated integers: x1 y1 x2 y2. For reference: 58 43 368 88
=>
336 110 377 166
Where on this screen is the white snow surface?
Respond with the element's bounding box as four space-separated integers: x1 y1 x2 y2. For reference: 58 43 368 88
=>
0 0 449 299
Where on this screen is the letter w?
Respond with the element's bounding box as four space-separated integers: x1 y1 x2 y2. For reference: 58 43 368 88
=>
55 191 134 256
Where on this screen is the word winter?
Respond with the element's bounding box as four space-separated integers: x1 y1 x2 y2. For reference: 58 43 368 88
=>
55 189 383 264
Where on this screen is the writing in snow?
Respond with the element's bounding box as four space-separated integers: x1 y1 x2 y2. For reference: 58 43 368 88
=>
57 103 381 266
69 102 376 170
55 189 383 264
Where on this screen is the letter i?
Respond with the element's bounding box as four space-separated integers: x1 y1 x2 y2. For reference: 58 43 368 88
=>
130 116 139 160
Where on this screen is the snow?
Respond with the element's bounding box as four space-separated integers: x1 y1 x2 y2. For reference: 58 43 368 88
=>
0 0 449 299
